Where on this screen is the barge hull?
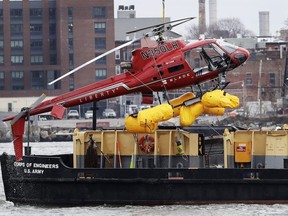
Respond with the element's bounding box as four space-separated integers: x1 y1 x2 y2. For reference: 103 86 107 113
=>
2 153 288 205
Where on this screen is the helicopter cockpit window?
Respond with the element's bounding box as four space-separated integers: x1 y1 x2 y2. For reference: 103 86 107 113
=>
185 44 228 72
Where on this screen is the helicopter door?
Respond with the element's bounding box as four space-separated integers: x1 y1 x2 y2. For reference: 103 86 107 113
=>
199 47 217 71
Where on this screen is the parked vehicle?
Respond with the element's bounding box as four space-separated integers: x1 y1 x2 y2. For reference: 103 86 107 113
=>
102 108 116 118
67 110 79 119
85 110 93 119
139 105 151 110
228 108 246 117
127 105 138 115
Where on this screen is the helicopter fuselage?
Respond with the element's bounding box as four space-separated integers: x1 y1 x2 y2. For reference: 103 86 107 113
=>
3 39 249 120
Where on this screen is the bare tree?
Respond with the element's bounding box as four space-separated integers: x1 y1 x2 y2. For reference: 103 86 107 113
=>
284 18 288 28
211 18 254 38
185 17 255 39
185 24 200 40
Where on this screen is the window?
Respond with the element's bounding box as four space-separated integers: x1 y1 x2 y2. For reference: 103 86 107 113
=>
0 71 4 90
269 73 275 86
123 51 128 61
96 69 107 80
11 71 24 90
68 7 73 19
94 22 106 34
11 55 23 64
49 23 56 35
194 58 200 68
95 53 106 64
95 38 106 49
246 73 252 86
115 65 121 75
30 39 42 49
31 70 44 89
168 64 184 73
68 23 73 33
11 24 23 35
0 55 4 64
30 24 42 34
93 7 106 18
49 8 56 19
115 50 120 59
50 54 57 65
10 9 23 18
31 55 43 64
0 40 3 49
69 53 74 68
68 38 73 50
11 40 23 49
30 8 42 18
49 38 56 50
69 75 74 91
47 70 60 90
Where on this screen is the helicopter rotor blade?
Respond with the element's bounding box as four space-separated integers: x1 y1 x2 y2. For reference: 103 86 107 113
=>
126 17 195 35
48 37 141 85
10 93 47 125
170 17 195 29
10 110 26 125
30 93 47 109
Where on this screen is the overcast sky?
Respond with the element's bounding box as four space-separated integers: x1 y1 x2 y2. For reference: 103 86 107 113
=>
114 0 287 36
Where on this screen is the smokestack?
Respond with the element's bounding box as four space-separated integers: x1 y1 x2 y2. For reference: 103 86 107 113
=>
259 11 270 36
209 0 217 26
199 0 206 34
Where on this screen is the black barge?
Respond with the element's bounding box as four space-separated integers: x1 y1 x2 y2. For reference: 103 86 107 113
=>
2 126 288 205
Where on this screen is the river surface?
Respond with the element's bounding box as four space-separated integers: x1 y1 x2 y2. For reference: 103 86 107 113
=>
1 142 288 216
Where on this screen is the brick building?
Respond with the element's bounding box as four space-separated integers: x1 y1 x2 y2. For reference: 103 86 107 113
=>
225 40 287 115
0 0 114 114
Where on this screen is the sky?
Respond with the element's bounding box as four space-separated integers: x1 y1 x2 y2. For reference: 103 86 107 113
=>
114 0 288 36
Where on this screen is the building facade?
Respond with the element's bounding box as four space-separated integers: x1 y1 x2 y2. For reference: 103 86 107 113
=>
225 40 287 115
0 0 114 114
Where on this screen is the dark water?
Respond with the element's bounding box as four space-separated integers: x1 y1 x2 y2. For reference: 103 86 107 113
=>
1 142 288 216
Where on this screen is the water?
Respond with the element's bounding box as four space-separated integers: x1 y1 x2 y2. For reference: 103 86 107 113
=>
1 142 288 216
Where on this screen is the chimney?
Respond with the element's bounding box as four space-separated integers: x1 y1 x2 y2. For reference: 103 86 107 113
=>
199 0 206 34
259 11 270 36
209 0 217 26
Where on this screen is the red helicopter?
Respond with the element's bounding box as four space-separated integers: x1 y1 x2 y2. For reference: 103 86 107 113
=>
3 17 249 160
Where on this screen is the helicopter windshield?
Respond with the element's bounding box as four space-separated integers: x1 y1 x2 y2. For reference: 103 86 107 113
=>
215 40 238 54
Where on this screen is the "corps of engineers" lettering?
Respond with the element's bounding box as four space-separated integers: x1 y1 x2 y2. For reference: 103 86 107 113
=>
14 161 59 175
140 41 180 60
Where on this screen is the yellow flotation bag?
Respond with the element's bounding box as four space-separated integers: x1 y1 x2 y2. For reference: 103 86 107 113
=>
137 103 173 127
203 107 225 115
180 102 204 126
125 115 158 133
170 92 196 117
202 89 239 108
